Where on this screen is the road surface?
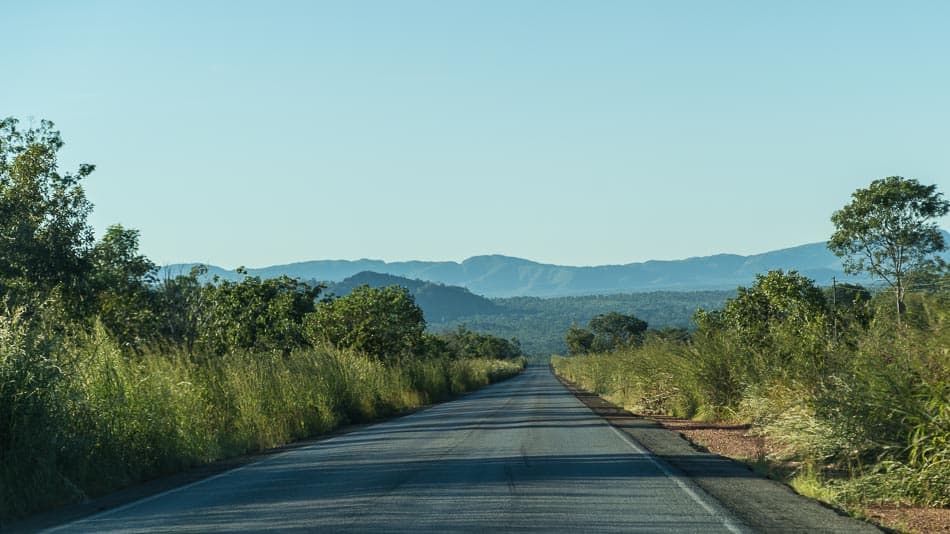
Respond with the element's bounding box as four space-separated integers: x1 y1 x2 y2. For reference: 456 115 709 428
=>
47 366 757 532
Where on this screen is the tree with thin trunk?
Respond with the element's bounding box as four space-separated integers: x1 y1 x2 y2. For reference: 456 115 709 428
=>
828 176 949 323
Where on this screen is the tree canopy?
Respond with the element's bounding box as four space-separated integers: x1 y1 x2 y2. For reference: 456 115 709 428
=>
0 118 95 309
564 325 595 355
305 285 426 361
829 176 949 318
589 311 648 351
563 312 648 354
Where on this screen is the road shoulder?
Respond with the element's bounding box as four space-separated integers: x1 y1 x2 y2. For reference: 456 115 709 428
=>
553 369 883 533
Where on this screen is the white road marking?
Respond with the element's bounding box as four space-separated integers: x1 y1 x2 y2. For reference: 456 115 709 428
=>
605 423 750 534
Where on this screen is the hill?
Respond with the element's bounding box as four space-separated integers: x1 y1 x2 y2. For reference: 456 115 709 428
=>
159 230 950 297
323 271 502 323
313 272 734 356
432 290 736 357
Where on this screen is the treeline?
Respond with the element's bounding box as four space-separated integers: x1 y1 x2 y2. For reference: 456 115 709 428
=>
553 177 950 513
432 290 734 357
0 118 523 522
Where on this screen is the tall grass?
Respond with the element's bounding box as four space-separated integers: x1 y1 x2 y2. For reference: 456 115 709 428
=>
551 290 949 509
551 337 737 420
0 317 523 523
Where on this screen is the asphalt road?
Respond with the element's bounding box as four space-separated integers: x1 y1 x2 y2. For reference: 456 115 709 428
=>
46 367 765 532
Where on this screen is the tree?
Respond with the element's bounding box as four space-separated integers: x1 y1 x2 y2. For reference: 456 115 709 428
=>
823 282 872 341
89 225 158 349
564 325 594 355
0 118 95 310
437 325 523 360
722 270 827 344
155 265 210 352
197 271 322 355
305 285 425 361
829 176 949 321
719 270 830 382
588 311 648 351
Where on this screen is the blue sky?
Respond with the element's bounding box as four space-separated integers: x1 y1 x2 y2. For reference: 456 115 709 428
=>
4 1 949 267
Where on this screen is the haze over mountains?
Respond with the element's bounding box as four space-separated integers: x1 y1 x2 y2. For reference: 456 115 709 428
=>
163 232 950 298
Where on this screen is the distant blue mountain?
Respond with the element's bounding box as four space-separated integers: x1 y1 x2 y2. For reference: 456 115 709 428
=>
160 230 950 298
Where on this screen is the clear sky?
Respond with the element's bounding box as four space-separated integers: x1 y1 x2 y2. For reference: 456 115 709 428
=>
4 1 949 268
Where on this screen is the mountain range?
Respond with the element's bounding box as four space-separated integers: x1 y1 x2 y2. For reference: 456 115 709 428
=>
161 231 950 298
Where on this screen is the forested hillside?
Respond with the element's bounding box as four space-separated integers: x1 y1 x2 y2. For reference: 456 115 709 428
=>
320 272 734 356
434 291 735 356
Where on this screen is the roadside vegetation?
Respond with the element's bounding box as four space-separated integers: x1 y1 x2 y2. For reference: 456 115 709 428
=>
553 177 950 518
0 118 524 523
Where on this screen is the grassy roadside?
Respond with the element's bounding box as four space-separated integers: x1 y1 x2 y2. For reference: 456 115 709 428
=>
649 415 950 534
551 368 884 533
0 318 524 525
551 346 948 534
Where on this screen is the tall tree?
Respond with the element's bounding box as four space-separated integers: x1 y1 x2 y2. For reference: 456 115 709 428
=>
588 311 648 351
89 224 158 348
829 177 949 321
305 285 425 361
197 271 322 355
722 270 828 350
0 118 95 310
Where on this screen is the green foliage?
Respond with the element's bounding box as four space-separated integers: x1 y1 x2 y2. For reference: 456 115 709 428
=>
552 338 700 418
0 326 523 521
305 285 425 361
432 325 523 360
432 290 734 357
644 326 691 343
817 303 949 467
588 311 648 351
564 325 595 355
829 176 949 317
0 307 73 516
716 270 831 385
561 312 649 355
553 218 949 510
721 270 827 346
0 118 527 524
0 118 95 312
152 266 210 352
553 281 950 509
195 272 321 356
825 282 873 346
833 457 950 508
89 225 159 349
738 382 844 462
